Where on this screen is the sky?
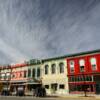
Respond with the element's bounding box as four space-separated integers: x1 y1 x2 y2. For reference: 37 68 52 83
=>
0 0 100 64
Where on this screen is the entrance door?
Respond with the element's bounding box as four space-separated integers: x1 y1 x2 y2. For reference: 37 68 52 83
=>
96 84 100 94
51 83 58 93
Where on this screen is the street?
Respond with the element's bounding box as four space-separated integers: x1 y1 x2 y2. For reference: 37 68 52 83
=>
0 96 98 100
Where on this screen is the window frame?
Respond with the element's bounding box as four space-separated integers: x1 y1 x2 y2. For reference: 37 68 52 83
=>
37 68 40 77
90 57 97 71
51 63 56 74
44 65 49 75
32 68 36 78
59 84 65 89
28 69 31 77
69 60 75 73
79 59 85 72
59 62 64 73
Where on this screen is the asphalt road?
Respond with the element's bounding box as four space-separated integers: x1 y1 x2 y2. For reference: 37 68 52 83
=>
0 96 60 100
0 96 97 100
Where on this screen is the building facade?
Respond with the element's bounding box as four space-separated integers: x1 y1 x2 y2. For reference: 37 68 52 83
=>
42 58 69 95
0 59 43 95
1 49 100 95
67 50 100 94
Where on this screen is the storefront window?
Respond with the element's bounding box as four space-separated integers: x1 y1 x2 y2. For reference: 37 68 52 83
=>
45 85 49 89
59 84 65 89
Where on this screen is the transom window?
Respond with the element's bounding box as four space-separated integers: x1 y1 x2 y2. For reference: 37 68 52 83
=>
59 62 64 73
69 60 74 73
90 58 97 71
79 59 85 72
51 64 56 74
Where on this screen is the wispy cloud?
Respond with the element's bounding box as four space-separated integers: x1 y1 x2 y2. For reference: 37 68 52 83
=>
0 0 100 64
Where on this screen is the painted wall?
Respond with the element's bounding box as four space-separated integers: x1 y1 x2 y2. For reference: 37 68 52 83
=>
42 58 69 95
67 53 100 76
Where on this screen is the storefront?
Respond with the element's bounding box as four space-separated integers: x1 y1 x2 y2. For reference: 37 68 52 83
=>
68 75 96 94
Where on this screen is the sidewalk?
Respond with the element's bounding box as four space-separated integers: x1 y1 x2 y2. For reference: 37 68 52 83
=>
47 93 100 99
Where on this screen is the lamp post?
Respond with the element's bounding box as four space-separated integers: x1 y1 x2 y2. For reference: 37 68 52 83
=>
82 71 87 97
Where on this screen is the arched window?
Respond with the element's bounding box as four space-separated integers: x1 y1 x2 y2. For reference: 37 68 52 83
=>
45 65 49 74
51 64 56 74
59 62 64 73
79 59 85 72
90 58 97 71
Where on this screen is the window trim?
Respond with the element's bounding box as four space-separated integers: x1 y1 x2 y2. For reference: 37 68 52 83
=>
59 62 64 73
51 63 56 74
90 57 97 71
69 60 75 73
79 59 85 72
44 65 49 75
37 68 40 77
32 68 36 77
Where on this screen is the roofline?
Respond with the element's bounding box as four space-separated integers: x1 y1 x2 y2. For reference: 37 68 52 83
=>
42 49 100 62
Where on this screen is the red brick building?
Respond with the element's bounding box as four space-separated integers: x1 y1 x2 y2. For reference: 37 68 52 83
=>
67 50 100 94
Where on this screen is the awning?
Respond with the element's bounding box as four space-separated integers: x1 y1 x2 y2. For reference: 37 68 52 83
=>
25 82 41 85
10 80 27 83
11 84 25 86
69 81 96 85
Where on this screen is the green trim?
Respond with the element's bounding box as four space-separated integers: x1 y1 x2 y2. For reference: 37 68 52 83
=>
26 59 42 65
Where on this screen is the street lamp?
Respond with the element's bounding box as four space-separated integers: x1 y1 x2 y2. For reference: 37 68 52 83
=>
82 71 87 97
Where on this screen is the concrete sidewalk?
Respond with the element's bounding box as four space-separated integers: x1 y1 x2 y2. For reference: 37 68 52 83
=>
47 94 100 99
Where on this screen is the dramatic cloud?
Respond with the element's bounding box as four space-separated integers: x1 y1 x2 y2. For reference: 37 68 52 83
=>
0 0 100 64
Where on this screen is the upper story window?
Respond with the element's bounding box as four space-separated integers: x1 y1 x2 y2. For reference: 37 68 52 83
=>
12 73 15 78
45 65 49 75
20 72 23 78
37 68 40 77
3 74 7 79
59 62 64 73
51 64 56 74
90 58 97 71
24 71 26 78
28 69 31 77
79 59 85 72
32 68 35 77
69 60 74 73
